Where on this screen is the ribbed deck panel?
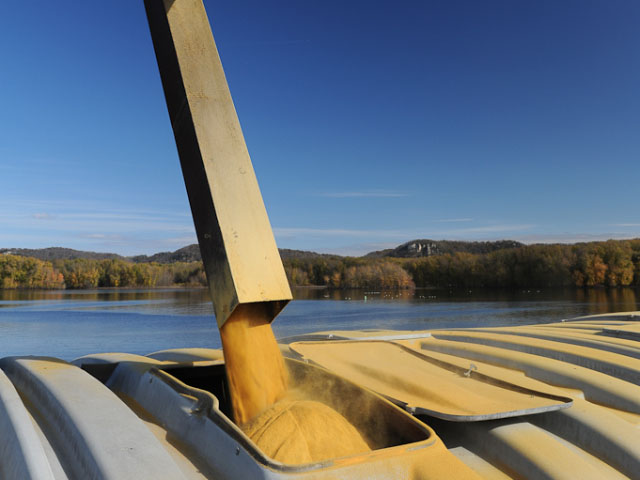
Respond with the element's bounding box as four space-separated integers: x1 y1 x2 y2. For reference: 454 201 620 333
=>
420 334 640 414
460 326 640 360
0 313 636 479
413 314 640 479
428 331 640 384
0 357 186 480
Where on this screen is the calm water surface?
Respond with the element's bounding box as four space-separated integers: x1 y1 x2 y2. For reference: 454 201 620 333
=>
0 287 637 360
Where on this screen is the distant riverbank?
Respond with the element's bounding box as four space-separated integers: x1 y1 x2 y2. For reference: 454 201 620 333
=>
2 238 639 291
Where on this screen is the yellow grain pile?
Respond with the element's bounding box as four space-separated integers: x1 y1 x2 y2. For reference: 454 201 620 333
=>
243 398 371 464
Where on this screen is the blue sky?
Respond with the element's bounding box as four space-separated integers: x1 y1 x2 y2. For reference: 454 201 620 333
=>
1 1 639 256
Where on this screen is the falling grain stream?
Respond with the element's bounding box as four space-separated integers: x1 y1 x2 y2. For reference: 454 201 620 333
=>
220 304 370 464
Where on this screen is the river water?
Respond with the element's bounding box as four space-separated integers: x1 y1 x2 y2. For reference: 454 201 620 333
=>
0 287 637 360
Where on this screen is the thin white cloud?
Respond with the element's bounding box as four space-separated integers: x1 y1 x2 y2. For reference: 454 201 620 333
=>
611 223 640 227
81 233 124 241
318 242 400 256
1 205 195 234
163 235 199 246
3 196 191 219
275 223 534 240
62 211 190 222
515 232 640 244
0 200 197 255
435 218 473 223
446 224 535 234
317 191 409 198
5 217 193 234
274 227 411 238
32 213 54 220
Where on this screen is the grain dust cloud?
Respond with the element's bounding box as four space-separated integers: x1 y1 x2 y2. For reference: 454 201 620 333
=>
220 303 371 464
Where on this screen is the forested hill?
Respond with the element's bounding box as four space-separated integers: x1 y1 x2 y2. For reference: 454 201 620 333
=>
0 245 203 264
0 245 337 264
0 247 125 261
130 244 201 263
131 246 342 263
2 239 640 290
366 240 524 258
279 249 341 260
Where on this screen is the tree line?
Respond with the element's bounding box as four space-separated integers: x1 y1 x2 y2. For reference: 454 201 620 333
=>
283 239 640 289
1 239 640 290
0 256 205 289
404 240 640 288
285 256 414 289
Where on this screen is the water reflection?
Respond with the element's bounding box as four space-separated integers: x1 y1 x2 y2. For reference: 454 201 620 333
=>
573 288 639 314
1 287 638 316
0 288 215 315
292 286 639 311
0 286 638 360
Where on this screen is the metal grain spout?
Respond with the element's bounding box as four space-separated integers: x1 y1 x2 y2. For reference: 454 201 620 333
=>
143 0 292 327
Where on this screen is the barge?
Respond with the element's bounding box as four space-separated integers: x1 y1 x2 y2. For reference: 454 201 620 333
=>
0 312 638 478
